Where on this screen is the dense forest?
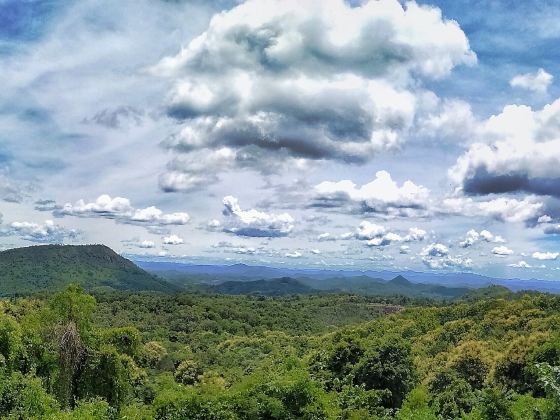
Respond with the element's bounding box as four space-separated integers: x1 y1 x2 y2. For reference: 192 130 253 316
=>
2 285 560 419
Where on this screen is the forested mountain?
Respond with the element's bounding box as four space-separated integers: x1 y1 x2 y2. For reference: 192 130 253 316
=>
0 244 177 295
208 277 317 295
163 273 478 299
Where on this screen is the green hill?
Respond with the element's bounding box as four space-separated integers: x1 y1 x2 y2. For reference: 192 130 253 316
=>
0 244 178 295
299 275 471 299
209 277 317 296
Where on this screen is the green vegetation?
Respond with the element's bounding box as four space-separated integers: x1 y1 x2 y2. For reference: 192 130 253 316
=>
2 284 560 418
1 245 559 418
0 245 177 295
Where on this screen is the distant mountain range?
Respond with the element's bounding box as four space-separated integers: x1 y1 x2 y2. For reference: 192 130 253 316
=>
137 261 560 293
200 274 477 299
0 245 178 295
0 245 553 299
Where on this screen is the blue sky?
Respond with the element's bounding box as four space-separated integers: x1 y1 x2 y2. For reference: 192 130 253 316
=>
1 0 560 279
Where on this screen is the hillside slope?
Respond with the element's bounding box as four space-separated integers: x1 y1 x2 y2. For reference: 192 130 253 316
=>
209 277 317 296
0 244 178 295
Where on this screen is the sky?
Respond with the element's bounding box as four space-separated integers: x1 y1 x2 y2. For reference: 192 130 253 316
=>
1 0 560 279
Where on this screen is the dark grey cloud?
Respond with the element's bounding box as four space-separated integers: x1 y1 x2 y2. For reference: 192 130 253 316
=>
462 167 560 198
544 224 560 234
83 106 144 128
34 199 58 211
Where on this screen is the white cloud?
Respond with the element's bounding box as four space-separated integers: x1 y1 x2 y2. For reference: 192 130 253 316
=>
58 194 133 218
509 261 532 268
404 227 427 242
510 68 553 94
418 98 476 142
233 246 257 255
355 222 425 247
441 196 544 224
449 100 560 200
538 215 553 224
137 240 156 249
1 220 78 243
313 170 430 217
459 229 505 248
155 0 474 188
163 234 184 245
221 196 294 237
422 255 473 270
356 221 387 240
492 245 514 256
208 219 221 229
532 251 559 261
285 251 302 258
421 243 449 257
317 232 336 242
400 245 410 254
52 194 190 227
420 244 473 270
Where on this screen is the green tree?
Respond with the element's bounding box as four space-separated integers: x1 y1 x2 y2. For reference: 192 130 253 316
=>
352 336 417 408
0 314 23 370
174 359 203 385
75 345 133 408
478 388 514 420
48 285 96 407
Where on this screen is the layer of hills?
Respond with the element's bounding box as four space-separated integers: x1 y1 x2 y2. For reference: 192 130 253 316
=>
201 275 484 299
0 244 516 299
0 244 177 295
139 260 560 293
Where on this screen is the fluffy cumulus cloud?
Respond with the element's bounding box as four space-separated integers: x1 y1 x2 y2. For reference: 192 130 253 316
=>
48 195 190 227
163 234 184 245
137 240 156 249
417 98 476 142
154 0 474 190
440 196 545 224
355 221 426 247
285 251 302 258
421 243 449 257
1 220 78 243
509 261 532 269
492 246 514 256
221 196 294 237
449 101 560 201
459 229 505 248
510 68 553 94
420 243 473 270
532 251 559 261
312 170 430 217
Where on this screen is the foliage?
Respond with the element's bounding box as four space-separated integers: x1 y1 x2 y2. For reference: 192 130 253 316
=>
2 284 560 418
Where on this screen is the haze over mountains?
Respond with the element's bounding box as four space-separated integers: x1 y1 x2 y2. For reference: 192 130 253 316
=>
137 260 560 294
0 244 557 298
